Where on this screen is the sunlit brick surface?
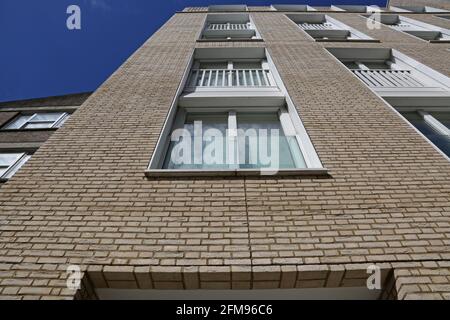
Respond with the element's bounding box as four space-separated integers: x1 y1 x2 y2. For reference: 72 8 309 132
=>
1 2 450 299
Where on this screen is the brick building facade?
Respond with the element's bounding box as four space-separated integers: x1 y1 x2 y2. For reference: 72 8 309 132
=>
1 1 450 299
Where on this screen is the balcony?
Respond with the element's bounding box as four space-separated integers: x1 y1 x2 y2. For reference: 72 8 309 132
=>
328 47 450 104
298 23 335 30
288 14 375 42
351 67 449 98
201 13 258 39
352 69 427 88
207 23 250 31
367 14 450 42
186 69 275 89
179 48 284 108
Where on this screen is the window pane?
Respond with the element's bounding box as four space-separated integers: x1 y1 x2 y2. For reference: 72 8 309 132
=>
0 153 22 178
31 113 63 122
24 122 54 129
4 115 32 129
163 113 228 169
237 113 299 169
402 112 450 157
0 153 22 166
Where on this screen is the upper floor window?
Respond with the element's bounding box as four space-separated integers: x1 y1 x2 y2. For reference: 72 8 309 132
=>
0 152 30 180
288 14 374 41
365 14 450 42
390 6 449 13
161 107 307 170
208 5 248 12
271 4 316 12
331 5 382 13
2 112 69 130
396 109 450 159
147 48 325 175
185 59 276 90
201 13 259 40
328 48 450 99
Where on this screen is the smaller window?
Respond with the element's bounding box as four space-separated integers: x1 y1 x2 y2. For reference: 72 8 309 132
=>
399 110 450 158
2 112 69 130
201 13 258 40
366 14 450 42
0 153 31 180
390 6 449 13
288 14 374 41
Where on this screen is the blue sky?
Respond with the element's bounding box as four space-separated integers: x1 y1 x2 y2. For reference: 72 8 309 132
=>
0 0 387 102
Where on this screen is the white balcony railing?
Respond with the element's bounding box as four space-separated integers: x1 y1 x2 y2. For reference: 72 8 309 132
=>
298 23 335 30
390 23 413 30
352 69 426 88
207 23 251 31
187 69 275 88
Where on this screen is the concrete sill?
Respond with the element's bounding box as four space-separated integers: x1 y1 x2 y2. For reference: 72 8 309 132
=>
315 39 380 43
145 168 329 178
196 38 265 42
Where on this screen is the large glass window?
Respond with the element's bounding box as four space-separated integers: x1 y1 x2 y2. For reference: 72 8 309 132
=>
0 153 31 180
162 108 306 170
3 112 69 130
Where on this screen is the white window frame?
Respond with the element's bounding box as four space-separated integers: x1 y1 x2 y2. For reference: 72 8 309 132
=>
2 112 69 130
147 48 325 176
201 13 260 40
366 14 450 42
0 152 31 180
287 14 375 41
326 47 450 163
160 106 308 171
326 47 450 100
331 5 382 13
394 108 450 161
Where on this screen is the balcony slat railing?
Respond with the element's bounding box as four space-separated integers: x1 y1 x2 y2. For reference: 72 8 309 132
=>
187 69 275 88
207 23 251 31
298 23 335 30
352 69 427 88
